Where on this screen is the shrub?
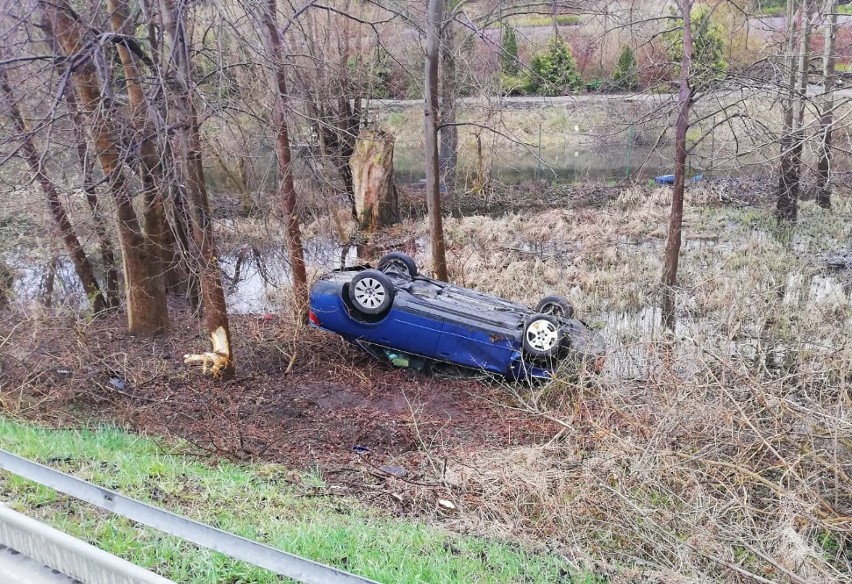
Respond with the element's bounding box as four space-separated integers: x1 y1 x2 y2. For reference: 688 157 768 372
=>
664 4 728 88
500 24 519 76
612 45 639 91
525 36 583 96
500 73 528 96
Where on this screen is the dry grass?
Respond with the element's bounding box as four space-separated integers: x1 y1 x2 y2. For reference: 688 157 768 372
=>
4 179 851 582
439 336 851 583
305 185 850 582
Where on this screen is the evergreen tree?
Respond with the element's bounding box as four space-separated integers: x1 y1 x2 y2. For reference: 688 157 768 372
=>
664 4 727 87
612 45 639 91
525 36 583 96
500 24 519 75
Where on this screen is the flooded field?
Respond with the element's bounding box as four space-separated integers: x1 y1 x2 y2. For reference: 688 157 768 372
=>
6 203 851 383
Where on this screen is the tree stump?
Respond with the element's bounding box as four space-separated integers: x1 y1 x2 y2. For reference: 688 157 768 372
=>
350 129 399 231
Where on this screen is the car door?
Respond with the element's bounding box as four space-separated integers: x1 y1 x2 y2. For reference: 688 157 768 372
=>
428 288 520 374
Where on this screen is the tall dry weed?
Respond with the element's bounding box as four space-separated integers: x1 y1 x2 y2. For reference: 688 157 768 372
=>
413 191 852 582
443 341 850 583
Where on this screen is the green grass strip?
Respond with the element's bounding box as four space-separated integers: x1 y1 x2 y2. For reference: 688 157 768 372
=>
0 417 598 583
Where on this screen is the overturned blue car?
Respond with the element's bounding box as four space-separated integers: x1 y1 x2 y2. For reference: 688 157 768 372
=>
308 252 605 379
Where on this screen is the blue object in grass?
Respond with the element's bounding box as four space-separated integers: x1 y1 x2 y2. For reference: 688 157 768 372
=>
654 173 704 185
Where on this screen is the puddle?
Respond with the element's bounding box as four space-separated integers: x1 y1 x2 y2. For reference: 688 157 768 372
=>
782 272 852 308
2 238 411 314
221 241 362 314
4 253 86 310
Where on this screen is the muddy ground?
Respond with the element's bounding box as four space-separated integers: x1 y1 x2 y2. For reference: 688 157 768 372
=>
0 309 557 474
0 175 790 474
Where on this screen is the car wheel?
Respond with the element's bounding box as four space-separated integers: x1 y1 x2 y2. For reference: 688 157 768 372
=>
535 295 575 319
348 270 395 315
523 314 563 359
378 252 418 278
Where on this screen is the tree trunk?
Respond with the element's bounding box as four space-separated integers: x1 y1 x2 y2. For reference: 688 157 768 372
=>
41 15 120 306
63 74 120 308
0 260 10 308
351 129 399 231
108 0 181 293
42 0 168 332
0 65 106 313
337 94 360 217
307 96 361 220
661 0 693 333
816 0 838 209
425 0 449 281
788 1 813 210
776 0 802 223
140 0 194 298
261 0 309 322
209 145 252 215
439 14 458 209
162 0 234 378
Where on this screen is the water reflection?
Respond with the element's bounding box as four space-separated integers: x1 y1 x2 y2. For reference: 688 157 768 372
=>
5 253 86 310
219 240 361 314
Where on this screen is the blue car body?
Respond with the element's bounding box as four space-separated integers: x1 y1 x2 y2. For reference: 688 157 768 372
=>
654 173 704 185
309 267 602 379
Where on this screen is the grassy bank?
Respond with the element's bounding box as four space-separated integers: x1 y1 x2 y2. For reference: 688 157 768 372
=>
0 418 594 583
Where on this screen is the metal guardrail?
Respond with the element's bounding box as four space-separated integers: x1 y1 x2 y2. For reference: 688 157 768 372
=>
0 504 174 583
0 449 380 584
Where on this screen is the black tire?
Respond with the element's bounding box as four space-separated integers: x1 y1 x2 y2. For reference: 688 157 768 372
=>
378 252 418 278
535 295 575 319
348 270 395 315
522 314 563 359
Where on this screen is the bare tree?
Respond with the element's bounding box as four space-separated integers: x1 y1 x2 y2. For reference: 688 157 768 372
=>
63 85 120 308
425 0 449 281
41 14 121 308
283 4 368 220
161 0 234 378
661 0 694 332
439 1 460 197
0 65 107 313
261 0 309 321
776 0 814 223
816 0 839 209
42 0 169 333
107 0 179 292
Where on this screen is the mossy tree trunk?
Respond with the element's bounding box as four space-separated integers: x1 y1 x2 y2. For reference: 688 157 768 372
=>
43 0 169 333
350 130 400 231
